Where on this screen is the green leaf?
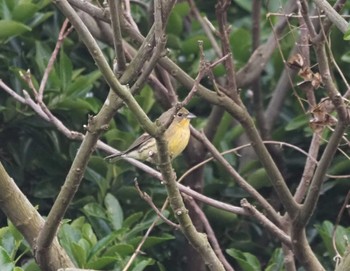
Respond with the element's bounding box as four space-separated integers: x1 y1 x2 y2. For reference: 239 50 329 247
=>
82 203 109 220
56 98 97 112
34 41 51 74
71 242 87 267
12 0 39 22
265 248 284 271
123 212 143 228
173 2 190 16
247 168 272 189
136 85 154 114
182 35 211 55
66 70 101 96
316 221 350 257
341 51 350 63
84 166 109 197
71 216 86 229
230 28 251 64
78 238 92 254
204 205 237 225
82 223 97 246
0 20 31 40
105 193 124 230
21 258 40 271
104 243 134 256
0 247 15 271
131 258 155 271
0 227 16 258
129 234 175 250
166 11 183 36
344 24 350 40
0 0 11 20
28 11 53 28
285 114 308 131
328 159 350 175
86 256 117 270
226 248 261 271
89 231 120 258
59 51 73 92
8 221 24 246
157 261 167 271
233 0 252 12
58 223 82 265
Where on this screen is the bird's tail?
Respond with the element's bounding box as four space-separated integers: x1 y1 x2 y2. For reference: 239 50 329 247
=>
105 153 124 163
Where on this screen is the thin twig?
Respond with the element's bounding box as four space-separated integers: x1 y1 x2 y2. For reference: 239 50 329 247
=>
122 198 170 271
38 19 73 102
187 0 222 57
215 0 239 102
180 41 208 107
240 199 292 248
0 79 26 103
332 190 350 258
134 180 180 229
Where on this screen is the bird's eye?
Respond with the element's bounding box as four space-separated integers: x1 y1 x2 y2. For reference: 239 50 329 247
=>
177 112 183 117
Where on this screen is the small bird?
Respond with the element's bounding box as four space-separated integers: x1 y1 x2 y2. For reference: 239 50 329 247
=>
105 107 196 164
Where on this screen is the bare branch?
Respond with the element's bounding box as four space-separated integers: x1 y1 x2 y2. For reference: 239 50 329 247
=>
135 180 180 229
37 19 73 102
183 195 235 271
241 199 292 248
109 0 127 72
0 163 74 271
190 128 282 225
313 0 348 33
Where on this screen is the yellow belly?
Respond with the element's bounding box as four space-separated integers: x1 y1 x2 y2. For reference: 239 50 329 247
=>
165 123 191 159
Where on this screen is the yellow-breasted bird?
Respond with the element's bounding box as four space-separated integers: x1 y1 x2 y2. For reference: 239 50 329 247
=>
105 107 196 164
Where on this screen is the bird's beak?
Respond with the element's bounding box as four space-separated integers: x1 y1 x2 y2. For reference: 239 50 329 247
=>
187 112 196 119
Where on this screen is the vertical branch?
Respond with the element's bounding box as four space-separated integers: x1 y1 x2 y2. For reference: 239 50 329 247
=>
184 195 235 271
290 4 348 270
109 0 127 72
294 133 321 203
152 3 225 269
299 101 347 225
251 0 267 137
155 134 225 271
215 0 239 102
298 0 349 225
154 0 163 39
293 8 319 204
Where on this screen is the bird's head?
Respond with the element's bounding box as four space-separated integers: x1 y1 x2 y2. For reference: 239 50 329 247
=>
173 107 196 127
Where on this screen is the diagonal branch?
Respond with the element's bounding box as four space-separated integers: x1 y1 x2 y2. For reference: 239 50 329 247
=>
313 0 348 33
0 163 74 271
191 128 282 224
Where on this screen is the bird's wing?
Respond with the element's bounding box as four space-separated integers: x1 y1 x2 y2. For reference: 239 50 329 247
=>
123 133 152 154
105 133 152 161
